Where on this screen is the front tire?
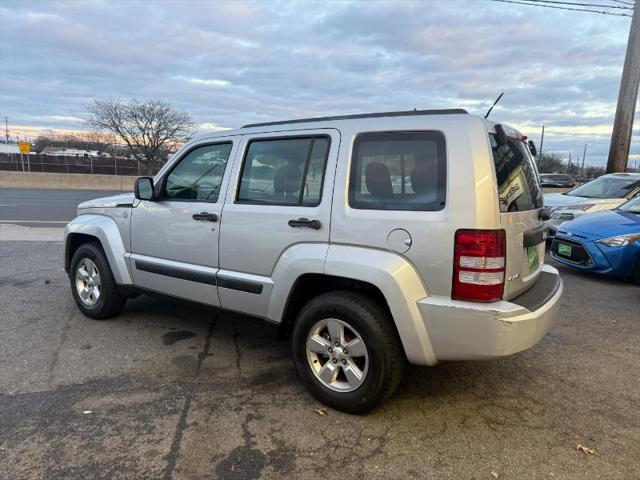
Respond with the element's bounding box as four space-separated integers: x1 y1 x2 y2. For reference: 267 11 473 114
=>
292 291 405 414
69 243 125 319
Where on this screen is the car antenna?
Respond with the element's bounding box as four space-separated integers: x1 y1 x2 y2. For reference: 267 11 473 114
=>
484 92 504 119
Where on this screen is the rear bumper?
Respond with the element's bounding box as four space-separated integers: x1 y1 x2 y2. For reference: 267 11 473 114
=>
418 265 562 361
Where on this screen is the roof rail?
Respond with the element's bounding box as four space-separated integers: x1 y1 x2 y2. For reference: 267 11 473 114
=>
242 108 468 128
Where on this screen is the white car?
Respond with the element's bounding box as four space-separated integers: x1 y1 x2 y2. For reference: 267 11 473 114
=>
544 173 640 236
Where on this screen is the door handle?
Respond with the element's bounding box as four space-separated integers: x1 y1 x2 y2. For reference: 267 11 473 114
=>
192 212 218 222
288 218 321 230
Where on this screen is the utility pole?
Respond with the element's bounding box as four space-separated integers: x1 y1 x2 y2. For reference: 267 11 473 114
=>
568 151 572 171
538 123 545 161
581 144 588 176
4 117 8 144
607 1 640 173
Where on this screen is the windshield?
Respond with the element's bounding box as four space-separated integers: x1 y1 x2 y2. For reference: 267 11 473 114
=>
490 134 543 212
618 196 640 214
568 176 640 199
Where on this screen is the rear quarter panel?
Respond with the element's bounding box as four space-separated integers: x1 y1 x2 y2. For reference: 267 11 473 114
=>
329 115 500 297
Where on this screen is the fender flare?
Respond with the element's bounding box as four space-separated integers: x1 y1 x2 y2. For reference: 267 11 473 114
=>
323 245 437 366
64 214 132 285
268 243 437 366
266 242 329 321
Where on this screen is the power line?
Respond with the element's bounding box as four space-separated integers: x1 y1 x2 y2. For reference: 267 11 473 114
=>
526 0 633 10
610 0 635 6
489 0 633 16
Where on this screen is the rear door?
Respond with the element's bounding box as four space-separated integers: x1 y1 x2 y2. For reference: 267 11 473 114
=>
217 130 339 317
490 128 546 299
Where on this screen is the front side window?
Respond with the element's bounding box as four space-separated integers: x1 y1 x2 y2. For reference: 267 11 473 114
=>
348 131 446 211
164 143 232 202
237 136 330 206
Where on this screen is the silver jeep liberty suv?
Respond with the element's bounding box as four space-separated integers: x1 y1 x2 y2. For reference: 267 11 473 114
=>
65 109 562 413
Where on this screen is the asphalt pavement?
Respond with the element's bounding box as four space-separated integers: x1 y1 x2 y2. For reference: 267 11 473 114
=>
1 237 639 479
0 188 121 227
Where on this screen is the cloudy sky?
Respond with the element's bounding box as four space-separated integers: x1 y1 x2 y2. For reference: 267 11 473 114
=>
0 0 637 167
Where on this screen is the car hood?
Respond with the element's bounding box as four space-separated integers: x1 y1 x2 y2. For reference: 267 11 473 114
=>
77 193 135 210
558 210 640 239
544 193 620 208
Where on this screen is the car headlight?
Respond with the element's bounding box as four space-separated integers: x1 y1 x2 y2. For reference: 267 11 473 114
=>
563 204 595 212
597 233 640 247
551 212 575 220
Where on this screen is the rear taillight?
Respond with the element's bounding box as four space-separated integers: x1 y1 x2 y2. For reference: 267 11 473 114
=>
452 229 506 302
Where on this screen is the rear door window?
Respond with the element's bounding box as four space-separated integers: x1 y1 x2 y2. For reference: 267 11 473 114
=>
490 134 543 212
348 131 446 211
237 136 330 206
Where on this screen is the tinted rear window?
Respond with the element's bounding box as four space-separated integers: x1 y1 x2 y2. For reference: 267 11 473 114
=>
348 131 446 211
490 134 543 212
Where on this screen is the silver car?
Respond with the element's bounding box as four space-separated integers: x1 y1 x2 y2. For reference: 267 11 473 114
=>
64 109 562 413
545 173 640 236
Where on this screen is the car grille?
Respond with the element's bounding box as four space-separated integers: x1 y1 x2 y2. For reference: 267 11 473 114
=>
550 238 593 265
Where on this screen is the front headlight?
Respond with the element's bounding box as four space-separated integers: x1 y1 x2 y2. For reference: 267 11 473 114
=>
551 212 575 220
597 233 640 247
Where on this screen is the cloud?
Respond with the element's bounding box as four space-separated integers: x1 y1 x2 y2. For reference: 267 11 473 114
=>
0 0 637 166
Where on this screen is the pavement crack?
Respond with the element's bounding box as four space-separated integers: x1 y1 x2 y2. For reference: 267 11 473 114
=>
233 324 241 374
47 303 76 387
162 315 217 480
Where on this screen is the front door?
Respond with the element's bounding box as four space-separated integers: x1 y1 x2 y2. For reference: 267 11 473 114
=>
130 139 237 306
217 130 339 316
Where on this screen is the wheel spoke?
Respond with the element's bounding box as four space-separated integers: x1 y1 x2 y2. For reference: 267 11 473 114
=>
79 287 90 300
343 359 364 388
92 275 101 287
345 338 366 357
326 319 344 344
92 286 100 300
307 334 330 354
318 361 338 384
77 267 89 280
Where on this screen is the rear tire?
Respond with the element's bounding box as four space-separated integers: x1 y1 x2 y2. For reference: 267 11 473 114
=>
69 243 125 319
292 291 405 414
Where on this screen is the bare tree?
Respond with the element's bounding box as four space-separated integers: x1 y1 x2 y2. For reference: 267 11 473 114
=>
86 98 194 170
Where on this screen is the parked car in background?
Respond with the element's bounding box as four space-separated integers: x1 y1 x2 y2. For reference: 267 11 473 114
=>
550 196 640 284
63 109 562 413
539 173 576 188
544 173 640 236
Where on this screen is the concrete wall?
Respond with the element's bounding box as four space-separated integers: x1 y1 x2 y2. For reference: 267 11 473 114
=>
0 171 137 191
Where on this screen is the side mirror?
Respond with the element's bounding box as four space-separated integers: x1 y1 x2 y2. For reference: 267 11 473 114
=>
135 177 155 201
539 208 551 221
528 140 537 157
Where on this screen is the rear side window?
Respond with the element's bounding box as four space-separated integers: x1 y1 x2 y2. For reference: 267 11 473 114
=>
490 134 543 212
348 131 446 211
237 136 330 206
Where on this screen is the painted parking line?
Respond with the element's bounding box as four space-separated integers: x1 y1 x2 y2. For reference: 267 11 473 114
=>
0 224 64 241
0 220 69 224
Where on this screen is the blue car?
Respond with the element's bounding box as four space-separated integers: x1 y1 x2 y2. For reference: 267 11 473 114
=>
550 196 640 284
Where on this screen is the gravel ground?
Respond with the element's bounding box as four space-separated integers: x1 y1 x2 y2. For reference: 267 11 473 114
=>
0 240 638 480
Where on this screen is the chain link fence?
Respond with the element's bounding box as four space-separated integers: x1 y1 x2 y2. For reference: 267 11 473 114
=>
0 153 162 176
